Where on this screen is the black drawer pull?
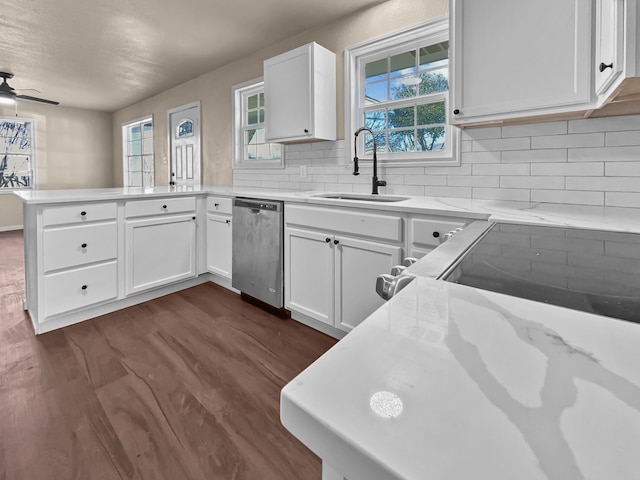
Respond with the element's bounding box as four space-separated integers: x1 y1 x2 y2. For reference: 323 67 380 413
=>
81 285 87 290
226 219 231 224
81 243 87 248
192 216 196 220
162 204 167 209
80 211 87 216
333 239 339 245
325 237 331 243
214 203 220 207
599 62 613 72
433 231 440 238
453 109 460 115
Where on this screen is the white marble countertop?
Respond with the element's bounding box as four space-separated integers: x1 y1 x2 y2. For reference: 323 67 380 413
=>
281 276 640 480
13 185 640 233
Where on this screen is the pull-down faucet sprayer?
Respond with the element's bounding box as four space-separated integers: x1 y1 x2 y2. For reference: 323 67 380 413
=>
353 127 386 195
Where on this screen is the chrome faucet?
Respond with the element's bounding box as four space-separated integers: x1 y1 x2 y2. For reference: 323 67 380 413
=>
353 127 386 194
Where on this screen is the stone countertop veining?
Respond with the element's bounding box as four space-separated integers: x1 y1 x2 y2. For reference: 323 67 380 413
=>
281 276 640 480
13 185 640 233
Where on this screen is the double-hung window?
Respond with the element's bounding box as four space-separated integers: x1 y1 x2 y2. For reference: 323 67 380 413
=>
232 78 283 169
345 17 458 166
122 116 154 187
0 117 34 190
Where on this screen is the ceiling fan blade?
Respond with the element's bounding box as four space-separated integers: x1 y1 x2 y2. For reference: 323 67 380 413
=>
16 94 59 105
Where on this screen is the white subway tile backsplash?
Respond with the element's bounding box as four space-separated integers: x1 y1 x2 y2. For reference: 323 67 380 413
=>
605 162 640 176
502 149 567 163
472 137 530 152
233 114 640 206
501 176 565 189
531 189 604 206
531 162 604 176
502 121 567 138
532 133 604 149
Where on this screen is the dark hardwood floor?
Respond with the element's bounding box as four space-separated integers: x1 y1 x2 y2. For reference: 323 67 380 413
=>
0 230 337 480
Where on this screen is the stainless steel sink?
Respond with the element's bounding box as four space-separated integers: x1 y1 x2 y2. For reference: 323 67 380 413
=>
312 193 409 202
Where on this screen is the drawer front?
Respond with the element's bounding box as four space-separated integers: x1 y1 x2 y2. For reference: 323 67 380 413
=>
285 204 403 243
43 222 118 272
207 196 233 214
125 196 196 218
43 261 118 318
42 202 117 227
410 217 468 249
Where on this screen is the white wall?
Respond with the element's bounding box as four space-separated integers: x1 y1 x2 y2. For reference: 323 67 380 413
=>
233 114 640 208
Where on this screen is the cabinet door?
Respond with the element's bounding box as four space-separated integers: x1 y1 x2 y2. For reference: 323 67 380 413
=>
451 0 592 122
265 45 312 141
206 213 232 279
595 0 625 95
285 227 334 326
334 236 402 333
125 215 197 295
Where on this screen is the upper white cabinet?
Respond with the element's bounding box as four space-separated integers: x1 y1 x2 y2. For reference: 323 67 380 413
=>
595 0 625 95
450 0 593 125
264 42 336 143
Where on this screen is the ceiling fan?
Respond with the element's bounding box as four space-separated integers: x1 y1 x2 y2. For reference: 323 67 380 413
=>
0 72 59 106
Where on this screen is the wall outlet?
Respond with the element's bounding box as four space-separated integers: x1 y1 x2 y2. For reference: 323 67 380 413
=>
300 165 308 178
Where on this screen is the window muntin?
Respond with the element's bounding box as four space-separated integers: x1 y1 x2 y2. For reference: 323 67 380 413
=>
346 17 458 166
123 117 154 187
233 79 283 169
0 118 34 190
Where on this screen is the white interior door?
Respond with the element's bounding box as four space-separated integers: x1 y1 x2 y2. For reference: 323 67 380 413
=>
168 101 201 186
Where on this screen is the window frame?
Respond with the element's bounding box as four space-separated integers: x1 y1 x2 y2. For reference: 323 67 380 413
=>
0 116 36 192
232 77 284 170
345 16 459 167
122 115 154 188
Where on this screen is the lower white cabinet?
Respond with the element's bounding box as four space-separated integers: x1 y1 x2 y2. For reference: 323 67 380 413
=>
407 215 471 259
125 214 197 295
285 204 403 333
206 212 232 279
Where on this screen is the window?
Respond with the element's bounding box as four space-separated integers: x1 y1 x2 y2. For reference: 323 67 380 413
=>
122 116 154 187
0 117 34 190
232 78 283 169
345 17 458 166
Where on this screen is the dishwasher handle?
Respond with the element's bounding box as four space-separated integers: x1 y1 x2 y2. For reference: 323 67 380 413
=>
249 208 261 215
233 197 283 212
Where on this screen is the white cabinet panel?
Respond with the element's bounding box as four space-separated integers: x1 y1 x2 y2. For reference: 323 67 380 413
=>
42 202 117 227
408 216 469 258
206 212 232 279
595 0 625 95
125 196 196 218
43 222 117 273
335 237 401 332
285 227 334 326
207 196 233 215
43 261 118 319
125 214 197 295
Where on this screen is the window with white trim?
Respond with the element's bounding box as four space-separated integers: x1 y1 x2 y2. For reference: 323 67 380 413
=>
122 116 154 187
345 17 458 166
0 117 35 190
232 78 283 169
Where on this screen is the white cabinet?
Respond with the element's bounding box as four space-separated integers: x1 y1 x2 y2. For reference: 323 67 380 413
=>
285 205 402 333
125 197 197 295
596 0 625 95
450 0 593 124
264 42 336 143
407 215 471 259
206 196 232 279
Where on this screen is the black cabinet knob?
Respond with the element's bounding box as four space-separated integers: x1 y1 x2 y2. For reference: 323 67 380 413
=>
453 109 460 115
80 211 87 216
325 237 331 243
81 243 87 248
333 239 339 245
226 219 231 224
162 204 167 209
433 231 440 238
81 285 87 290
599 62 613 72
304 129 309 133
214 203 219 207
192 216 196 220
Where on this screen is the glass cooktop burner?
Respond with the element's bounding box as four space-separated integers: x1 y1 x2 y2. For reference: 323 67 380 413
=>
443 223 640 323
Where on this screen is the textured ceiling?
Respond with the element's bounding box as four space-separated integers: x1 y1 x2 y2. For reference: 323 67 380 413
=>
0 0 384 112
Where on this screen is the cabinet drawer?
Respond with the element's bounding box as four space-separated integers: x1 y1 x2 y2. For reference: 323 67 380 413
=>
410 217 468 249
43 222 117 272
125 196 196 218
285 204 403 243
42 202 117 227
43 261 118 318
207 196 233 214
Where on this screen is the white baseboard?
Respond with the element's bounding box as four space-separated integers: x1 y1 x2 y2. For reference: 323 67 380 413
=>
0 225 23 232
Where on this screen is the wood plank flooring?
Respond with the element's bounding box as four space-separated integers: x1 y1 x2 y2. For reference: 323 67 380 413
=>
0 230 337 480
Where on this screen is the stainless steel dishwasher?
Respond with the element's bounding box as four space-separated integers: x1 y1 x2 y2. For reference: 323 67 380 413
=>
232 197 284 308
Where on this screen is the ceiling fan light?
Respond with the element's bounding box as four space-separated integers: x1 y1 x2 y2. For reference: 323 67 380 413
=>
0 91 16 105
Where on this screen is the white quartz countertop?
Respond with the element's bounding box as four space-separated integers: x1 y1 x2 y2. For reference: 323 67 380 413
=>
13 185 640 233
281 276 640 480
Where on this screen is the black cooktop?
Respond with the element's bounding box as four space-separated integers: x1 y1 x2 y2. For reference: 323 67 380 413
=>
443 223 640 323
